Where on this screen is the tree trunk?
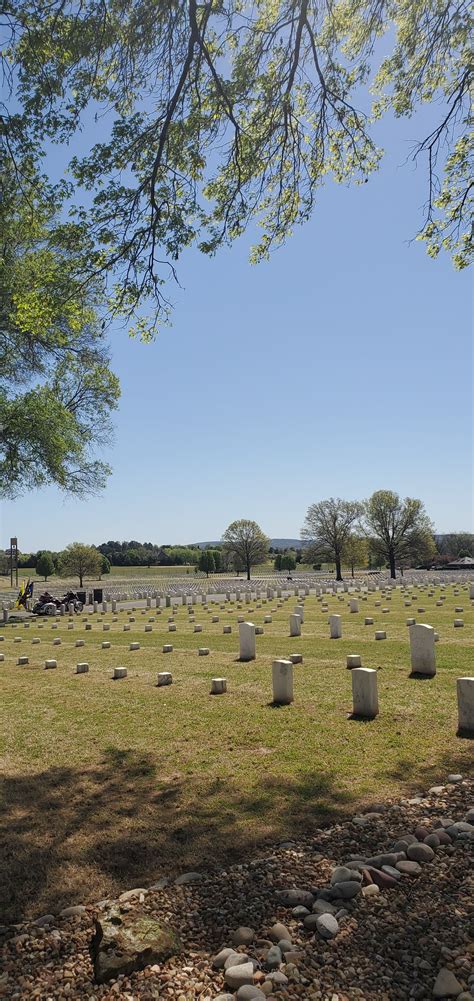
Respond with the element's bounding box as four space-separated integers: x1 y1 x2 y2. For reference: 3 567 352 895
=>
246 562 251 581
351 563 355 578
389 551 396 579
79 572 83 587
335 555 342 581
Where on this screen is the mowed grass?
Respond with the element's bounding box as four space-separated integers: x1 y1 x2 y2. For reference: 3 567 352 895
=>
0 584 472 921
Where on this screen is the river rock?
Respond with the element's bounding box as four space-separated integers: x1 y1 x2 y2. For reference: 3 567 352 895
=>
407 843 435 863
265 946 282 969
213 948 238 969
312 899 339 916
432 967 463 997
232 927 256 946
224 952 250 969
333 880 361 899
331 866 363 885
396 860 423 876
316 913 339 939
90 905 181 984
268 922 291 943
224 962 255 989
277 888 314 908
236 987 267 1001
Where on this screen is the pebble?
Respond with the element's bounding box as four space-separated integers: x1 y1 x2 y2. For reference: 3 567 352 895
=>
232 927 256 946
265 946 282 969
268 923 291 943
362 884 380 897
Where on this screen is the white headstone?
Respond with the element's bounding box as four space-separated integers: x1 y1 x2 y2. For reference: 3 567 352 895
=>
272 659 294 704
294 604 304 623
347 654 362 669
410 624 436 676
352 667 379 718
457 677 474 733
329 614 342 639
211 677 227 694
113 667 127 679
158 672 172 686
290 614 301 637
349 599 359 613
75 662 89 674
239 621 256 661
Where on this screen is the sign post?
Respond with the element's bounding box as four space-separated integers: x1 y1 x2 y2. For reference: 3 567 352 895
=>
9 537 18 588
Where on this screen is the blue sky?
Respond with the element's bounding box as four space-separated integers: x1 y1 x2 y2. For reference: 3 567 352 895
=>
2 102 472 552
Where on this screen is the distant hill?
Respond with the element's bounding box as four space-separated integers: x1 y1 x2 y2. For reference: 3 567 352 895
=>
192 538 307 550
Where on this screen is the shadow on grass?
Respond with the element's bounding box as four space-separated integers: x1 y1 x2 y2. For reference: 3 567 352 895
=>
0 749 351 923
1 745 472 924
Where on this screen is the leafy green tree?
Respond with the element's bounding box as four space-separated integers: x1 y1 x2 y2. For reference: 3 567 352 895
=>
211 548 221 572
222 520 269 581
281 553 297 572
2 0 470 340
302 498 364 581
100 555 111 577
59 543 102 587
36 551 55 581
198 550 215 577
274 554 283 572
0 159 120 497
364 490 435 578
342 535 369 577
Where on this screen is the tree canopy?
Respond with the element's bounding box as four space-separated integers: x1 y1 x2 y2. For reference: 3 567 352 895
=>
0 156 120 497
222 519 269 580
302 497 363 580
2 0 471 338
364 489 436 577
59 542 103 586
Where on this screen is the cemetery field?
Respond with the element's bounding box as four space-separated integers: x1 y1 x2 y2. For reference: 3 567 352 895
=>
0 585 472 923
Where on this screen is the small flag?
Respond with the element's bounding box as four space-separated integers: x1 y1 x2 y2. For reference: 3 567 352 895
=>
15 580 27 609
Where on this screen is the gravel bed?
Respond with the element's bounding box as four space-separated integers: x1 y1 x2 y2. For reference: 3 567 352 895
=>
1 777 472 1001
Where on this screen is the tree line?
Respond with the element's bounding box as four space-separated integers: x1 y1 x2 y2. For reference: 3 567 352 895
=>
2 492 473 585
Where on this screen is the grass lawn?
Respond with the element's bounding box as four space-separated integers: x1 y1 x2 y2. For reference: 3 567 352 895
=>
0 583 472 922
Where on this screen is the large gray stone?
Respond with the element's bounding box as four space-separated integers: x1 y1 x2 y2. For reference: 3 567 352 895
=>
236 987 266 1000
277 888 314 908
224 962 255 989
316 913 339 939
90 905 181 984
406 843 435 863
432 967 463 997
333 880 361 900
